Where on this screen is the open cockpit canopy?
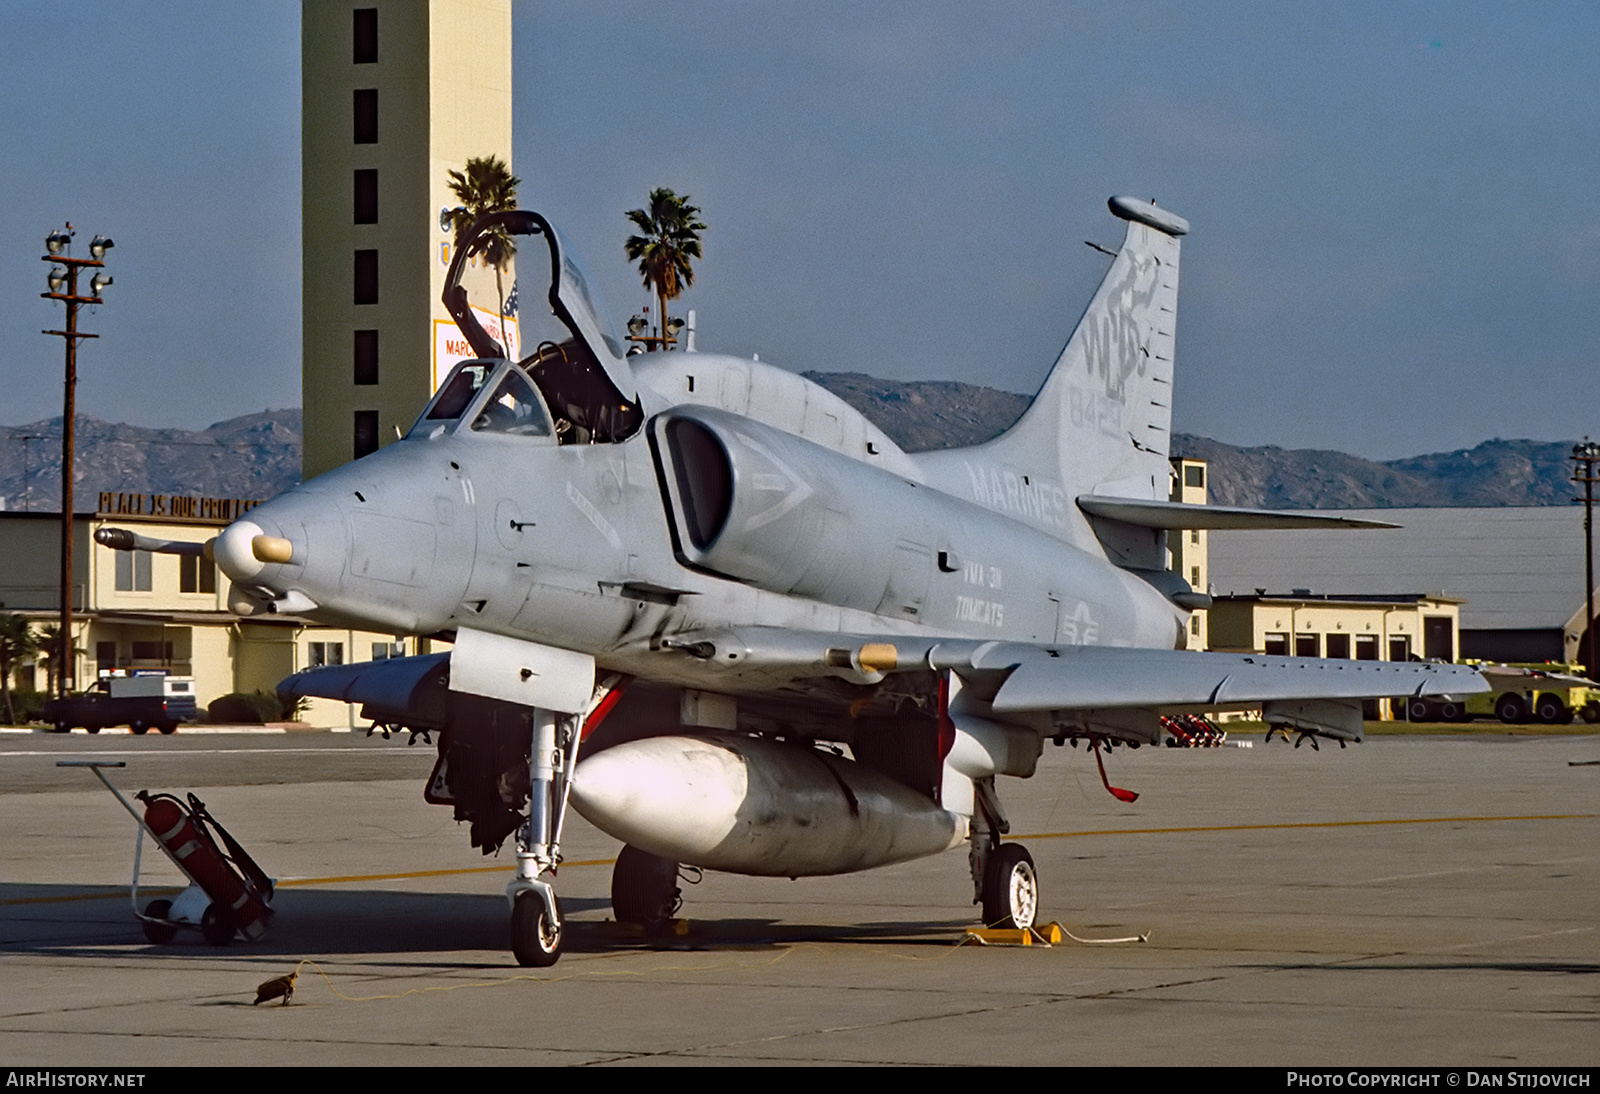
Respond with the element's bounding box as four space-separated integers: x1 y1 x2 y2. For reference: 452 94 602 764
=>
439 210 642 444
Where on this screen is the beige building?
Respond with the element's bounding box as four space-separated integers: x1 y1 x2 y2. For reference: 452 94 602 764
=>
1207 592 1463 663
1168 456 1209 650
1207 592 1463 719
302 0 514 479
0 502 412 728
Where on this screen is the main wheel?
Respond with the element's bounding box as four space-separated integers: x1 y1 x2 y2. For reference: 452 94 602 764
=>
611 845 681 927
982 843 1038 931
1535 694 1567 725
1495 693 1528 725
510 891 562 967
1406 699 1433 722
158 722 178 735
141 899 177 945
130 720 149 736
85 725 100 735
200 903 235 946
1436 700 1465 722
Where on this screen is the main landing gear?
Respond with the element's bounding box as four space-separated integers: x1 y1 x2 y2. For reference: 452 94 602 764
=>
969 776 1039 931
611 844 682 927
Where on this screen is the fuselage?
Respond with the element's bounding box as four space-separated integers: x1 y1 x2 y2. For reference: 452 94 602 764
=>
213 353 1183 694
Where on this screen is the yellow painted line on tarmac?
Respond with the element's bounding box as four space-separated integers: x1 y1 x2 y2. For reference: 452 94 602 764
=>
2 889 179 906
3 859 619 905
1014 813 1596 840
274 858 616 888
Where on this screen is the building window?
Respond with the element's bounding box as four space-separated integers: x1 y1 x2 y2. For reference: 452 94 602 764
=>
1189 566 1201 588
1190 616 1201 637
131 641 173 663
353 89 377 143
1389 636 1412 662
354 169 378 224
1355 635 1379 661
1295 633 1319 658
354 410 380 458
1325 633 1350 659
115 549 152 592
354 249 378 304
1190 529 1200 545
309 642 345 667
353 8 377 63
1263 632 1289 656
371 641 405 661
354 330 379 385
179 554 217 594
1184 465 1205 489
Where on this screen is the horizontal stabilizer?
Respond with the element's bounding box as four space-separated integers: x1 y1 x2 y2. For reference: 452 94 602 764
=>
1077 496 1399 531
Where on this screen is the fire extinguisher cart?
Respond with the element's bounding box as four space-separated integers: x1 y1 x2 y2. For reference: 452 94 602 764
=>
59 760 275 946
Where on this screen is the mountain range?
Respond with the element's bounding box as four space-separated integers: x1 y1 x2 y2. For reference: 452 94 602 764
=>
0 374 1577 513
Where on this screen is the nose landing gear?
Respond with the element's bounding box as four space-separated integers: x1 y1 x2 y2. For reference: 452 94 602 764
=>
506 705 581 967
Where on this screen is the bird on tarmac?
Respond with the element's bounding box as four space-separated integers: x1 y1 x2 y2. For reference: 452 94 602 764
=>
253 971 297 1006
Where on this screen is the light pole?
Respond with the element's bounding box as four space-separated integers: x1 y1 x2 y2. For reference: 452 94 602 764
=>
1572 440 1600 678
625 309 684 352
40 225 113 700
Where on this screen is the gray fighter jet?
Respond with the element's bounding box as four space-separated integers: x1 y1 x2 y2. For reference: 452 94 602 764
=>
126 198 1486 965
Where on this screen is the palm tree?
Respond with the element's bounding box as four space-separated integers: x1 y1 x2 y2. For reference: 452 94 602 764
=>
625 189 706 348
34 623 76 699
445 155 521 348
0 614 37 725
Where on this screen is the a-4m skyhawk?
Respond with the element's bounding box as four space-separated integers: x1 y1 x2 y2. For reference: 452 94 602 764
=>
104 196 1485 965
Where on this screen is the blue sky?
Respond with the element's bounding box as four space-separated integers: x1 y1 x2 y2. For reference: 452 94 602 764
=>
2 2 1597 459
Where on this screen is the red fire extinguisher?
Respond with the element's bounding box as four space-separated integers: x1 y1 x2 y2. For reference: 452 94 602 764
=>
137 791 273 943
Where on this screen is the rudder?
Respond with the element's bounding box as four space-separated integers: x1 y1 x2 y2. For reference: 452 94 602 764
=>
919 195 1187 549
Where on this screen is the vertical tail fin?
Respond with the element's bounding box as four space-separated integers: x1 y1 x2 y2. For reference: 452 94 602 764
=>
921 196 1187 548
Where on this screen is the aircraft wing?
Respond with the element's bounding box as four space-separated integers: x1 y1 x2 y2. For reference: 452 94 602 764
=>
280 653 450 728
661 627 1488 742
941 642 1484 710
278 630 1486 746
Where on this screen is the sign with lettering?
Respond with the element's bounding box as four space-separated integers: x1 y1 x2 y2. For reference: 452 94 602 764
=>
434 308 520 389
97 493 261 522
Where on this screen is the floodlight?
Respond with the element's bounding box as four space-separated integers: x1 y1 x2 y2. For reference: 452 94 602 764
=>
90 272 113 295
627 315 648 335
89 236 113 259
47 267 68 292
45 230 71 255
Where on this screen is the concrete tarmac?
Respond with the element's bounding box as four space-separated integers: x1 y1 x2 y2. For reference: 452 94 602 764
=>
2 729 1595 1066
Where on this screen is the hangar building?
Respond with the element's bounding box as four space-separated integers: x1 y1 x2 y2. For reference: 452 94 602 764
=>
1207 507 1594 672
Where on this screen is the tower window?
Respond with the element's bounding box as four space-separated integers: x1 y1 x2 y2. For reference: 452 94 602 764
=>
354 411 379 459
353 8 377 64
354 169 378 224
354 89 377 143
354 250 378 304
354 330 379 385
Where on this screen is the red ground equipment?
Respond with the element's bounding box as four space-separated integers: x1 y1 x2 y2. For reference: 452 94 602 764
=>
60 761 275 946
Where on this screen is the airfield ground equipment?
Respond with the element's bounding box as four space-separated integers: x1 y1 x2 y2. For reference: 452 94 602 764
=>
58 760 274 945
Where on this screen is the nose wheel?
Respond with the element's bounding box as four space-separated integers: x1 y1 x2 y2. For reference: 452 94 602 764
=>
510 888 563 967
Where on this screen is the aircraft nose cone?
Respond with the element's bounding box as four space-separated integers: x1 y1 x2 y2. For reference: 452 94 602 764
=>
214 519 298 583
214 519 267 581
